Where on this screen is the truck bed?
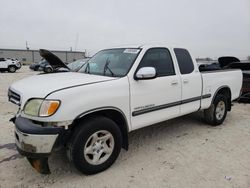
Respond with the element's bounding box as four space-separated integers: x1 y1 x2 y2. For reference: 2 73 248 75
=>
200 69 242 110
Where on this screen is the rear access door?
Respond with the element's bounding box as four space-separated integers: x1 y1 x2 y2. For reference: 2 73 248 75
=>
174 48 202 115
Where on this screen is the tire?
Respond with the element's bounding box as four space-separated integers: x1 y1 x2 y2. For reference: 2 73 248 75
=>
67 116 122 175
44 67 53 73
16 63 21 68
8 66 16 73
204 94 228 126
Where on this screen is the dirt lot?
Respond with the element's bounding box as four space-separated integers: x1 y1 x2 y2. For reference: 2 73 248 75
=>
0 66 250 188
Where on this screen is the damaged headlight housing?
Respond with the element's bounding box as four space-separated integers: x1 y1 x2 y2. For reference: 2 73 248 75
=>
24 99 60 117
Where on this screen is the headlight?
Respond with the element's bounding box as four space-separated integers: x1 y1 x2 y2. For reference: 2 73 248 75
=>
24 99 60 117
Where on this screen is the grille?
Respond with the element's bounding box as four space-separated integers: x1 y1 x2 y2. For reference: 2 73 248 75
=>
8 89 21 105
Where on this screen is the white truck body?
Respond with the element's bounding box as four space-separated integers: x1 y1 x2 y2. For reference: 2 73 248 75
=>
8 45 242 174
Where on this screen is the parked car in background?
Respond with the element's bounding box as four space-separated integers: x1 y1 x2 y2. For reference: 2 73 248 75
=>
0 57 22 73
67 58 89 72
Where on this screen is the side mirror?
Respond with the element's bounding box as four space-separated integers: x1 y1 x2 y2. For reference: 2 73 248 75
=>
135 67 156 80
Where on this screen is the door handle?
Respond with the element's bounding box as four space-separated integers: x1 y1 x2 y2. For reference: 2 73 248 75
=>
183 79 189 84
171 80 178 85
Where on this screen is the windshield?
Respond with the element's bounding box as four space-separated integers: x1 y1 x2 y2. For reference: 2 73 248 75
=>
79 48 140 77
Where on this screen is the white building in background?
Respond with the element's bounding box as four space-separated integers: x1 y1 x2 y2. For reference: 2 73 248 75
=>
0 48 86 64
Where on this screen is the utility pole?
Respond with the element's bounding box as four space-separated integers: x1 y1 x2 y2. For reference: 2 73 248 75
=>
84 49 87 58
73 33 79 60
26 41 29 50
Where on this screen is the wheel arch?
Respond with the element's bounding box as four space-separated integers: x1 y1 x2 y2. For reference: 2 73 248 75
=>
71 107 129 150
212 86 232 111
8 64 17 68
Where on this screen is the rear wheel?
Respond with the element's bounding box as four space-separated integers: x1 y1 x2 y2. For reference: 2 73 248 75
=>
8 66 16 73
204 94 228 126
67 116 122 174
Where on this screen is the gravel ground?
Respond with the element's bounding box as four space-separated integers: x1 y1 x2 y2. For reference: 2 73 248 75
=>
0 66 250 188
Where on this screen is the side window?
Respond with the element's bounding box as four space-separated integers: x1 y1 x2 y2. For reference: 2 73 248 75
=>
174 48 194 74
138 48 175 77
0 58 5 61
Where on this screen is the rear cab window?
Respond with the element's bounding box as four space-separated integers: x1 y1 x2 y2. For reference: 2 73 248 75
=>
174 48 194 74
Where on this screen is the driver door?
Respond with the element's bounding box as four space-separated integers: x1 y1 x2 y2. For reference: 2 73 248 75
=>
129 48 182 130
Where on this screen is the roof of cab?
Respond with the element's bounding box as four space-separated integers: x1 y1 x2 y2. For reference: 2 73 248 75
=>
108 44 177 50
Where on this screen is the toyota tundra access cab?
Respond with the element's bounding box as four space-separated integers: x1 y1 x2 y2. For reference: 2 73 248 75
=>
8 45 242 174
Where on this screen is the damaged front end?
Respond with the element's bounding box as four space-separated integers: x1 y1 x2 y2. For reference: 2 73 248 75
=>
27 157 50 174
13 116 66 174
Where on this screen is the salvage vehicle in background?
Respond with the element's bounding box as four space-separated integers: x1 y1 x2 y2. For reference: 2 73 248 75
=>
198 57 250 103
42 58 89 73
29 62 40 71
223 59 250 103
30 57 88 73
0 57 22 73
8 46 242 175
29 59 49 71
240 70 250 102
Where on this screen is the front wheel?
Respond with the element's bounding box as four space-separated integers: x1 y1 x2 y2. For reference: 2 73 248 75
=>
67 116 122 174
8 66 16 73
204 94 228 126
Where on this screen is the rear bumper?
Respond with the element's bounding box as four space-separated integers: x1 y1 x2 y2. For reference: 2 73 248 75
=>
14 117 65 157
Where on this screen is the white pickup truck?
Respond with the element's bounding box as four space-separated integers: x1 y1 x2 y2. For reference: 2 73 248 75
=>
8 45 242 174
0 58 22 73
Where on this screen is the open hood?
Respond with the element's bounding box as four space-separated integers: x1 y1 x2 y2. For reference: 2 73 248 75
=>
39 49 69 70
218 56 240 68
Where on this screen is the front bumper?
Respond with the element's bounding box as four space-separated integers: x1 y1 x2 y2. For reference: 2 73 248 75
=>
14 116 65 157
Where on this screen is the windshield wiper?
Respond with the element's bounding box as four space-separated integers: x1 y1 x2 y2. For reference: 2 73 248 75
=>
85 62 90 73
103 58 115 77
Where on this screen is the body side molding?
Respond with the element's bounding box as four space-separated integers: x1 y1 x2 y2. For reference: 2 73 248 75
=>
132 94 211 116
